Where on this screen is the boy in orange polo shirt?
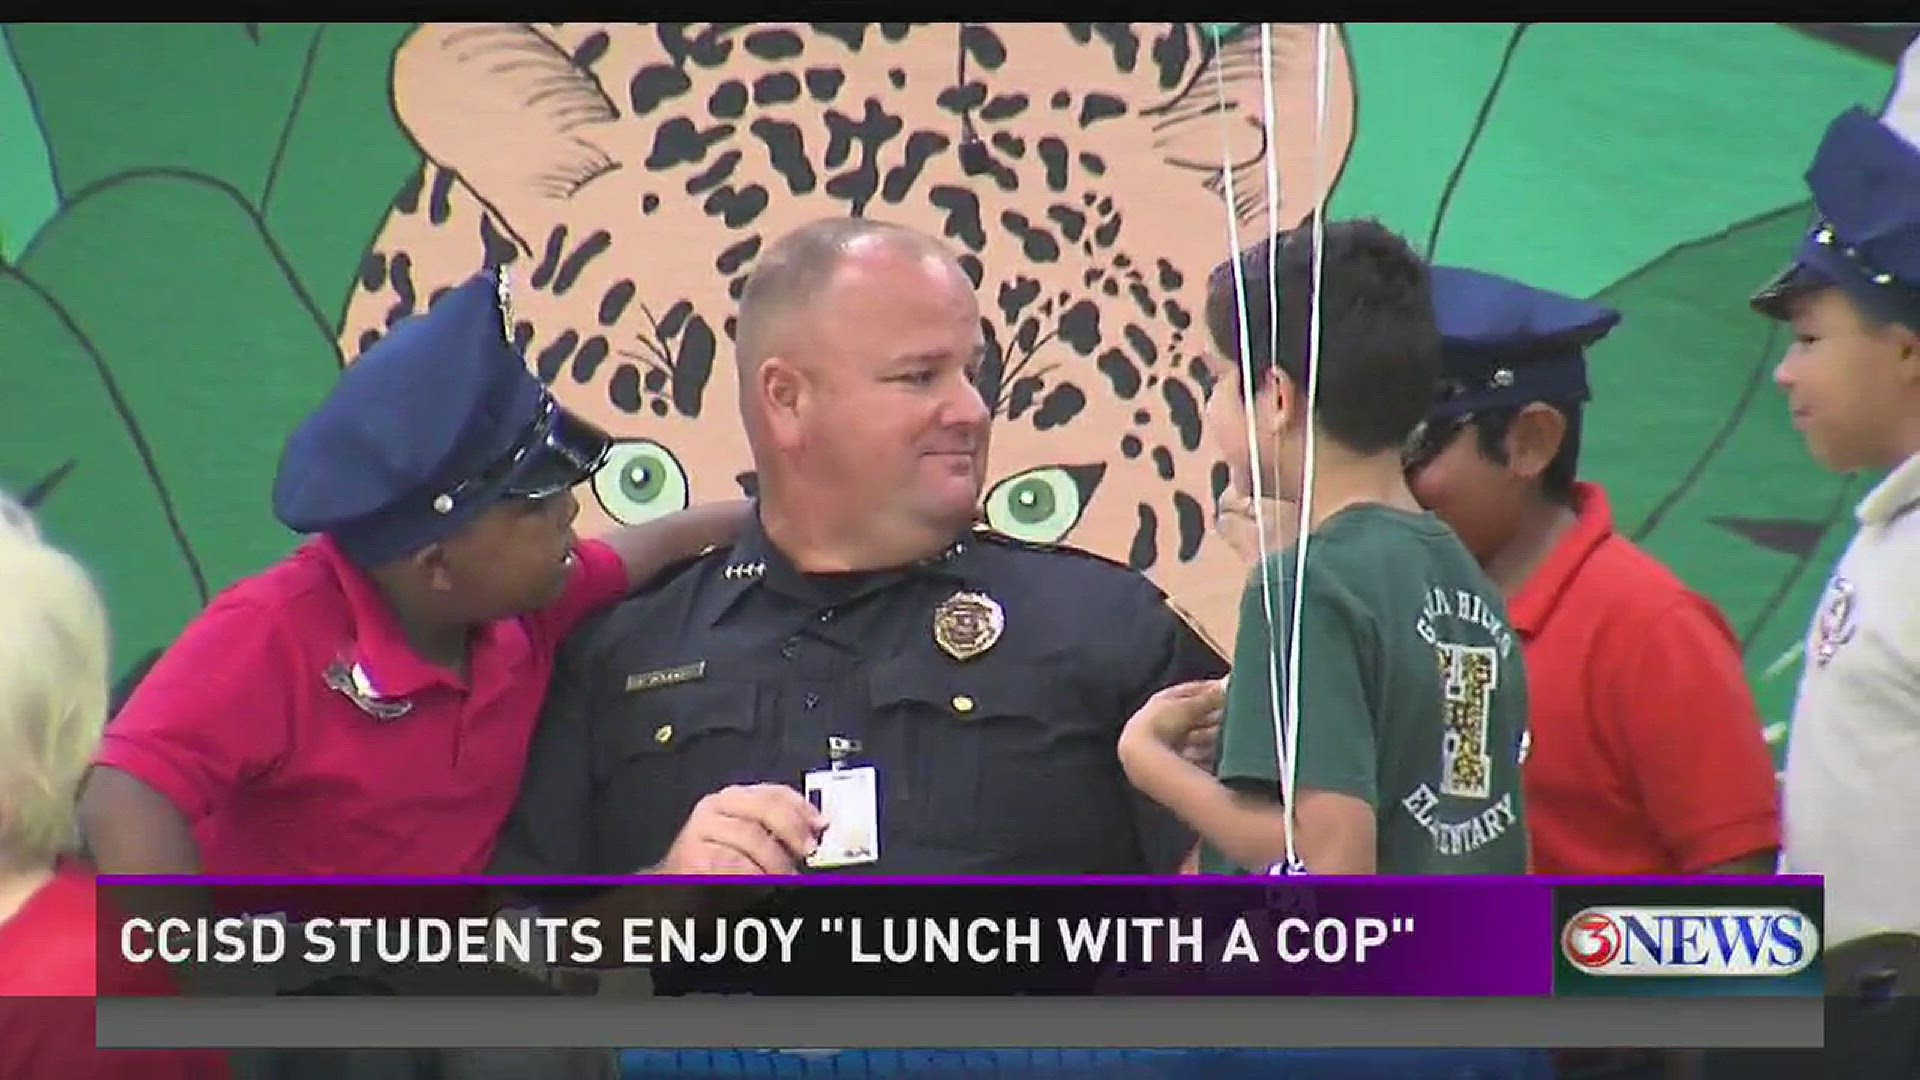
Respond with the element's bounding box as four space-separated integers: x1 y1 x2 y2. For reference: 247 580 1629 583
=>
1404 266 1780 878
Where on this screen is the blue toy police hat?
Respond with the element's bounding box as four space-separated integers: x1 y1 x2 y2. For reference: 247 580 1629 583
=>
1423 265 1623 420
272 267 613 567
1751 107 1920 328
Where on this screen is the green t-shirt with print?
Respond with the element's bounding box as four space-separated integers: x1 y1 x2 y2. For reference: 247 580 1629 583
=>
1202 504 1529 876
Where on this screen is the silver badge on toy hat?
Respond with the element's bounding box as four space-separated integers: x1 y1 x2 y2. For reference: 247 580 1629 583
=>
932 591 1004 662
495 266 515 343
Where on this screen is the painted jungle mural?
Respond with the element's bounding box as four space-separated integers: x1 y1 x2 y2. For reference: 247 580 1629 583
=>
4 22 1918 764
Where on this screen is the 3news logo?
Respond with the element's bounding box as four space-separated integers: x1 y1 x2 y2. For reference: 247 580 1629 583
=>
1551 885 1824 997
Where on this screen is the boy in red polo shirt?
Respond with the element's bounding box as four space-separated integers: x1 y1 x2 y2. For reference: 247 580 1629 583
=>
1403 265 1780 878
77 266 812 880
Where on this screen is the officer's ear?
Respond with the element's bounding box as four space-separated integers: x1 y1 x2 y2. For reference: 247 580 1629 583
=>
1502 404 1567 483
410 541 460 593
757 356 808 446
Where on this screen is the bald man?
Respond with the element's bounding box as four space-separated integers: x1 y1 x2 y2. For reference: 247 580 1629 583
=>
492 217 1227 881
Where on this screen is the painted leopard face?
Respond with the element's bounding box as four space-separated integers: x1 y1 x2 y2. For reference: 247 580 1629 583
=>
341 22 1355 645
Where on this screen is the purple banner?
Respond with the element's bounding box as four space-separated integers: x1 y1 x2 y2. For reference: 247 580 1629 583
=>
95 875 1819 999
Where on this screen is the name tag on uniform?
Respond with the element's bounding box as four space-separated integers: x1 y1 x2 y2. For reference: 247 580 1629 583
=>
804 766 880 869
625 661 706 693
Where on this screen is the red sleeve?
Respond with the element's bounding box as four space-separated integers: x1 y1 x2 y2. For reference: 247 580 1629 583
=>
93 597 299 825
526 538 628 647
1600 594 1782 872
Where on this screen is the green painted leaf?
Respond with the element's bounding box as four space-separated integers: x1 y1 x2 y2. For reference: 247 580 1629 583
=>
255 23 420 330
15 171 342 673
0 30 59 262
0 268 206 675
5 23 325 208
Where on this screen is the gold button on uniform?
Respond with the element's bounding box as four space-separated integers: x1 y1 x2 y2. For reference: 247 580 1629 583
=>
654 724 674 745
951 695 975 714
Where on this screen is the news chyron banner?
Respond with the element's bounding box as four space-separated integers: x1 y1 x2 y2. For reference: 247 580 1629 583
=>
96 876 1822 1001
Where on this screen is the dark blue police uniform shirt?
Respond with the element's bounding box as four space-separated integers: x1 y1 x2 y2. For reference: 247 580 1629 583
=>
495 519 1228 876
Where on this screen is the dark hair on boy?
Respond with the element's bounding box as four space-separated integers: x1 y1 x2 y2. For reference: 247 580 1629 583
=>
1203 219 1441 453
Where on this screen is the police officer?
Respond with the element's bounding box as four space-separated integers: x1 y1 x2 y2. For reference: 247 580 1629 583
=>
495 217 1228 880
1722 104 1920 1080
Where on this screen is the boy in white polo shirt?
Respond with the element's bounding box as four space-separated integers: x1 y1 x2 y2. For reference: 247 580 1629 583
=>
1750 105 1920 953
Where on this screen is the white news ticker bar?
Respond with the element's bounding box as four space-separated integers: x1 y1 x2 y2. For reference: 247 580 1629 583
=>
98 995 1821 1050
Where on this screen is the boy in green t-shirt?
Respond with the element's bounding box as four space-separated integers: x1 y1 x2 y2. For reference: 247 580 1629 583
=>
1118 219 1529 876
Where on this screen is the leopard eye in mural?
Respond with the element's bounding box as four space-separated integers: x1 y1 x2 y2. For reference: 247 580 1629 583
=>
982 463 1105 544
592 438 691 524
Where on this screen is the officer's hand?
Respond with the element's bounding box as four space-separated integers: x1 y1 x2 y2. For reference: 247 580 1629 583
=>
657 784 825 875
1215 491 1302 564
1123 679 1226 754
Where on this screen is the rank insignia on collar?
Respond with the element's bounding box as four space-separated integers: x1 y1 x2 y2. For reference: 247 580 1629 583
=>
724 561 766 581
323 660 412 721
933 590 1004 662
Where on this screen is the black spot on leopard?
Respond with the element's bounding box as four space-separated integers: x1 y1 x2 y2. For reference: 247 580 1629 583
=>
716 235 762 276
1097 348 1142 399
1128 504 1159 570
609 364 643 413
535 330 580 383
1046 206 1087 241
727 275 747 301
630 64 692 116
392 170 422 214
1156 258 1184 292
657 300 692 341
1077 94 1127 128
960 24 1007 69
358 329 380 355
809 23 867 52
1034 383 1087 430
641 193 661 214
385 252 417 325
1173 491 1206 561
1006 376 1043 420
881 130 950 203
749 118 818 195
1094 215 1122 249
1101 279 1120 297
553 230 611 294
571 335 610 384
1081 191 1098 207
744 27 804 60
1162 378 1203 451
1121 434 1142 458
879 23 912 42
671 316 717 417
723 315 738 341
805 67 845 102
1089 23 1142 72
650 399 669 418
752 71 802 107
980 93 1030 122
358 252 386 291
999 211 1062 262
1126 283 1158 319
598 280 636 327
1133 409 1151 425
708 80 748 119
1164 299 1192 331
1051 89 1071 109
657 24 733 69
929 185 986 252
427 167 456 225
1098 195 1115 215
991 132 1026 158
686 150 743 196
957 254 985 289
570 31 609 70
511 321 533 354
647 118 734 169
644 367 667 393
1058 300 1102 355
704 183 770 229
822 100 906 215
1188 355 1218 399
1125 325 1158 366
1079 152 1108 176
888 67 906 89
530 226 568 289
1036 137 1071 191
1151 445 1175 481
1211 462 1231 503
1150 26 1194 91
997 276 1042 326
937 82 988 117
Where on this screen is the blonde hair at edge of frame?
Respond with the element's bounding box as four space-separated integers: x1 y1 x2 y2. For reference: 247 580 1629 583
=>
0 490 112 866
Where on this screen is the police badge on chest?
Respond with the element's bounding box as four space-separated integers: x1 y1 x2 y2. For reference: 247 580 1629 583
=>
323 660 413 721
